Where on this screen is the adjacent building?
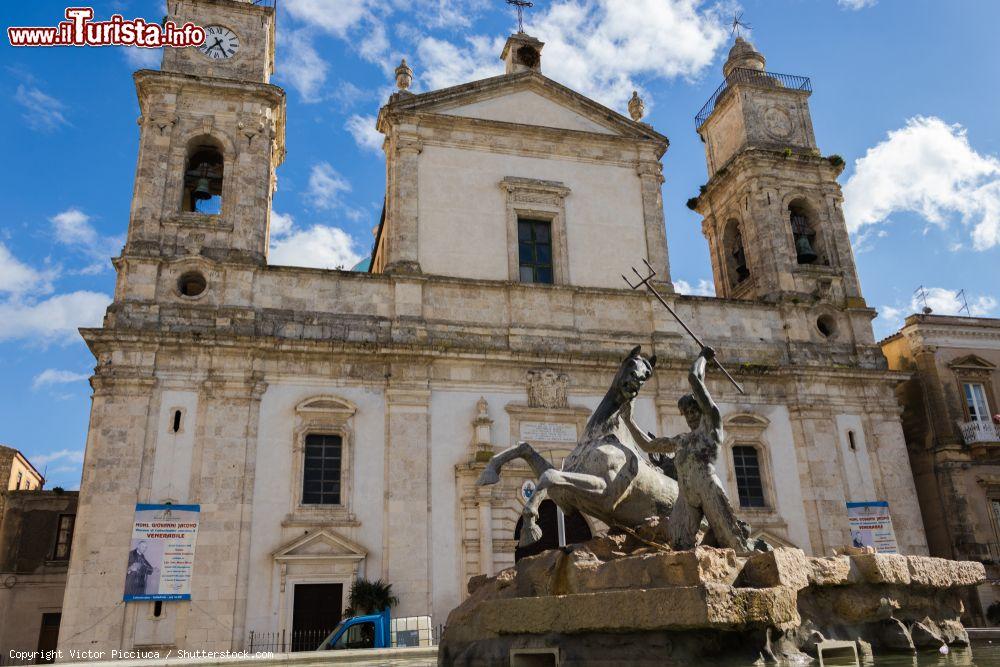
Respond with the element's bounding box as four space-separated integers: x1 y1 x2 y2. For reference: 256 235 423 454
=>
1 445 44 493
57 0 927 654
881 313 1000 619
0 447 77 663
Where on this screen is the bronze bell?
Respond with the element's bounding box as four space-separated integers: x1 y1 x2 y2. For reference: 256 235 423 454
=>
191 177 213 200
795 234 818 264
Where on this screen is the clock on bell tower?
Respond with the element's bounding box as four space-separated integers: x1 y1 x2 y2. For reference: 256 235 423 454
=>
161 0 275 83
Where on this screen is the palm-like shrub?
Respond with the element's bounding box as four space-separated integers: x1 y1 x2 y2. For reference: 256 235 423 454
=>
344 578 399 616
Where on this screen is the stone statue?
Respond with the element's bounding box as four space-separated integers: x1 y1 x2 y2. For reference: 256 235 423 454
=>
477 346 679 546
627 346 768 554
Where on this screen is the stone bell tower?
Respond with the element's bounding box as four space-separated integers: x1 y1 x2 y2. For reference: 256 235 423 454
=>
124 0 285 272
693 38 862 307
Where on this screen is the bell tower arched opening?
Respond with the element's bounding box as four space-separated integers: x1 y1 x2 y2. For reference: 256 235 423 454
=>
182 136 224 214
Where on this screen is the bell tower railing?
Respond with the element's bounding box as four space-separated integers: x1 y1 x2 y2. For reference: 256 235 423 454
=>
695 68 812 128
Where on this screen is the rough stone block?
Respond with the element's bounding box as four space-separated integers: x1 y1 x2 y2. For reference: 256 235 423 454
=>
807 556 851 586
906 556 959 588
850 553 911 585
741 547 810 590
952 561 987 587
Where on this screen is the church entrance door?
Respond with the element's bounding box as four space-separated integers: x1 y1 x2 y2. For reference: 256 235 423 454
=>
292 583 343 651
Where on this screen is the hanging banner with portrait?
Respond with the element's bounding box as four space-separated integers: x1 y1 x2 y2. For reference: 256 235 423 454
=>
123 504 200 601
846 501 899 554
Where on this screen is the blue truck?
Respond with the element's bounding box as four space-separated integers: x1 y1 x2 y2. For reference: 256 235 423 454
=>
316 609 434 650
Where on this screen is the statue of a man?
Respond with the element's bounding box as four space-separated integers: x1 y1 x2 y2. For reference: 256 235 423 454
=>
627 347 761 553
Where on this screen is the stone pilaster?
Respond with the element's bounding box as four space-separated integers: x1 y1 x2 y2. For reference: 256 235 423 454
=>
58 373 157 653
476 487 495 577
384 130 422 274
383 385 432 615
180 374 266 651
637 155 672 289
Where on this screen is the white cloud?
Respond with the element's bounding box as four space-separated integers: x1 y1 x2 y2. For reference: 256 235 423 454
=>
673 278 716 297
0 242 55 297
843 116 1000 250
28 448 85 467
284 0 374 36
50 208 123 273
417 35 505 91
417 0 728 109
345 115 384 154
838 0 876 9
268 210 365 270
14 84 69 131
121 46 162 68
269 225 363 270
0 291 111 344
877 287 998 335
306 162 352 210
32 369 90 390
270 210 295 238
280 29 330 102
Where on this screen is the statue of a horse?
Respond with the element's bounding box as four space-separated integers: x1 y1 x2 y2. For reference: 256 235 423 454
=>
477 346 679 546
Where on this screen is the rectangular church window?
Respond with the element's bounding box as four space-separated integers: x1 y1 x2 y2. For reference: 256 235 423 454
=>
53 514 75 560
517 218 554 284
302 434 342 505
732 445 766 508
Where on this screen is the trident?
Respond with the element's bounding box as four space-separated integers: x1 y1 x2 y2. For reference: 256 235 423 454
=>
623 259 745 395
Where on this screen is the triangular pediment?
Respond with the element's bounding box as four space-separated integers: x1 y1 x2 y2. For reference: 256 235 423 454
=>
379 70 667 145
948 354 996 371
750 529 796 550
273 529 366 562
441 89 617 135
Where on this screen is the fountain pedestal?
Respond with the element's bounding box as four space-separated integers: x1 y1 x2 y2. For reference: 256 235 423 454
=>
439 526 984 666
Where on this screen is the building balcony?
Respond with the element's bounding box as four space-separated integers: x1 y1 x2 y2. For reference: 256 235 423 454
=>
960 420 1000 445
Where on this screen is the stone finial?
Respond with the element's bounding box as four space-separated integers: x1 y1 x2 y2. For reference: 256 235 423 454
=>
395 58 413 91
628 91 645 122
472 397 494 461
723 36 766 78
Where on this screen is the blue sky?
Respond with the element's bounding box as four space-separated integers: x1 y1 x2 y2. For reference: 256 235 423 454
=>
2 0 999 489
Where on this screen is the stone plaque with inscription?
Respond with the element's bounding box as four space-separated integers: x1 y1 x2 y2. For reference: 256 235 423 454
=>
519 421 578 443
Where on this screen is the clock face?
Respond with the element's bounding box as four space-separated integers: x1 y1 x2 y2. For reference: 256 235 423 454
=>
197 26 239 60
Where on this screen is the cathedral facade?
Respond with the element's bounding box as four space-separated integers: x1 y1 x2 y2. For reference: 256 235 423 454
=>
58 0 926 653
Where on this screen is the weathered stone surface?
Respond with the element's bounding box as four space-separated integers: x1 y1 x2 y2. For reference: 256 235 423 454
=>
909 619 944 648
850 553 912 585
808 555 851 586
475 584 799 635
741 547 810 590
441 531 983 666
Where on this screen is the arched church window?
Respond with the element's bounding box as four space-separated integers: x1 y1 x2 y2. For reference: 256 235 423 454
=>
182 137 224 214
723 219 750 287
788 200 822 265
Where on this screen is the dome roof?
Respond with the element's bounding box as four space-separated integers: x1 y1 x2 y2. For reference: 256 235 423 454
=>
351 257 372 272
723 37 765 77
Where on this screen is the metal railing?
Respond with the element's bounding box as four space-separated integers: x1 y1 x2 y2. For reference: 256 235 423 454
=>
248 624 444 653
695 67 812 128
247 629 333 653
960 420 1000 445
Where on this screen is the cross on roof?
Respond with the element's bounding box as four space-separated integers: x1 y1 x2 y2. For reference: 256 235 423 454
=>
730 11 752 39
507 0 534 33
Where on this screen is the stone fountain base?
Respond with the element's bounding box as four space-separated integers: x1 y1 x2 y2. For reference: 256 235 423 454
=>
438 525 985 666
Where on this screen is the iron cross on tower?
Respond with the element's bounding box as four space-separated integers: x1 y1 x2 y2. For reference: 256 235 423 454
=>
506 0 534 33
